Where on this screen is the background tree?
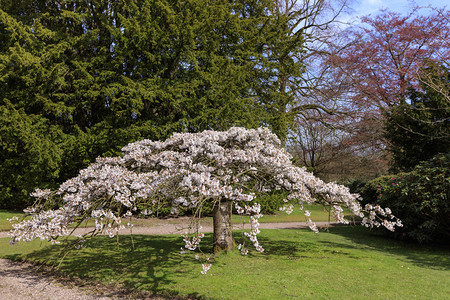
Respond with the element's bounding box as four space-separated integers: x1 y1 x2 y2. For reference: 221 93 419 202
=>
302 6 450 182
330 7 449 112
385 62 450 172
289 113 388 182
0 0 307 208
271 0 355 133
0 100 63 209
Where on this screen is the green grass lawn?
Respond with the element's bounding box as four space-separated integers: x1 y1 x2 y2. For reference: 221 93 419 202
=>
1 227 448 299
0 210 24 231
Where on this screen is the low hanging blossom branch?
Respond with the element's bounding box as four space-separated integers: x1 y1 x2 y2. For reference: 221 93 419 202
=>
9 127 402 273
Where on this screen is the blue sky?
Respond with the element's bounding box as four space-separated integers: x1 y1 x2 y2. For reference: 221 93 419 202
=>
344 0 449 22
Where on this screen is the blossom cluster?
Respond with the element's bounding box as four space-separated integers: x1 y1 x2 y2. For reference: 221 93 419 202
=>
182 232 205 251
9 127 401 272
235 203 264 254
361 204 402 231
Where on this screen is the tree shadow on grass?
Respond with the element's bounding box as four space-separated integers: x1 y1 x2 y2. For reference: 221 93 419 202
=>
323 226 450 270
241 227 449 270
4 234 207 299
4 227 448 298
253 230 360 260
255 235 319 258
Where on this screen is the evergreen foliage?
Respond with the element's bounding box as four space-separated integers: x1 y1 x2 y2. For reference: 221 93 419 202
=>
0 100 63 209
360 154 449 244
385 63 450 172
0 0 305 208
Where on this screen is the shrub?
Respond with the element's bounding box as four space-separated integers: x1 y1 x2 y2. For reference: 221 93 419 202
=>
359 174 409 206
360 153 449 243
252 191 288 215
340 178 371 195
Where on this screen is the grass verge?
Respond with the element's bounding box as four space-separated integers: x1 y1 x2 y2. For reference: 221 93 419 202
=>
1 227 448 299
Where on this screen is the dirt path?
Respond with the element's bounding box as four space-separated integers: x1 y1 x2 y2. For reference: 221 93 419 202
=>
0 219 346 299
0 258 115 300
0 219 344 238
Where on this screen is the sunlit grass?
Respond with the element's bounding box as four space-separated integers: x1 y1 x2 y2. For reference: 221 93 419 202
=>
1 227 448 299
0 210 24 231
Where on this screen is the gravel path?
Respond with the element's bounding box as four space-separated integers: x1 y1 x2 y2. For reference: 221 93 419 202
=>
0 220 347 299
0 258 116 300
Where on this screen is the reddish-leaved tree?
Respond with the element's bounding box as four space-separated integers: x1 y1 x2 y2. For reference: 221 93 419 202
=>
329 7 449 113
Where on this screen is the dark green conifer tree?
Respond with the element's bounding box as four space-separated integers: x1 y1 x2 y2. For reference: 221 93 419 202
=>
0 0 305 208
385 63 450 172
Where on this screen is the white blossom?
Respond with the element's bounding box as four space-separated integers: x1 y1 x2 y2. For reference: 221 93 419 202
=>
9 127 401 273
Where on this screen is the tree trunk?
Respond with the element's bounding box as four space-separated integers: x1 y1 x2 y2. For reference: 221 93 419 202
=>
213 199 234 254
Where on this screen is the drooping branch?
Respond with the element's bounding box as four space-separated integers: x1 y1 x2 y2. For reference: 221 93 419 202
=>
9 127 402 273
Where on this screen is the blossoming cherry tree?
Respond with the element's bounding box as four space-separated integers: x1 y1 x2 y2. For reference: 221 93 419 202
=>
10 127 401 272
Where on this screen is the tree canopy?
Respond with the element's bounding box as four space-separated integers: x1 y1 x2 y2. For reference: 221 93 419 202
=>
385 63 450 172
329 8 449 112
0 0 305 208
294 6 450 181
